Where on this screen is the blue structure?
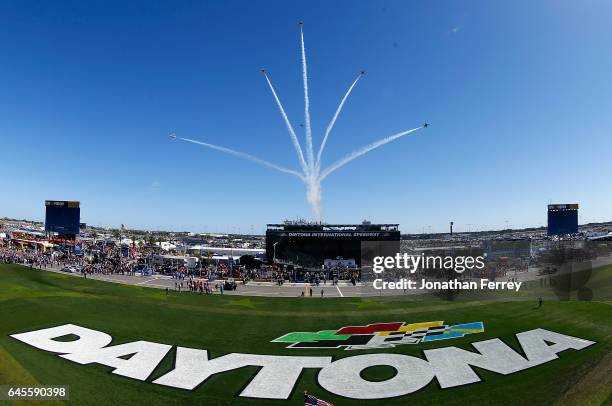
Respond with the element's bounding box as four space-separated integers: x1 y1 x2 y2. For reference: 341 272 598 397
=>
547 204 578 236
45 200 81 236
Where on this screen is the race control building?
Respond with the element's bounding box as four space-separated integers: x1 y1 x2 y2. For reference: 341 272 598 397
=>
266 222 400 268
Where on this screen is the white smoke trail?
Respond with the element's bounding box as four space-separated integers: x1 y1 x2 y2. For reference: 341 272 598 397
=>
315 72 363 172
318 126 424 181
300 23 315 171
171 24 427 222
305 176 322 222
176 136 305 180
262 72 310 175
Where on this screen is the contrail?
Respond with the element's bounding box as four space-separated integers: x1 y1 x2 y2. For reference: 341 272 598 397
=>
319 126 424 181
315 72 364 171
300 22 315 171
261 71 310 175
171 23 427 222
174 135 305 180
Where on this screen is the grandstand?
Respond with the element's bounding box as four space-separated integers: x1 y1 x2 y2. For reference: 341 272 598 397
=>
266 222 400 268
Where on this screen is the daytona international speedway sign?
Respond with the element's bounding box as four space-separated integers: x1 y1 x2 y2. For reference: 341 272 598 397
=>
10 324 595 400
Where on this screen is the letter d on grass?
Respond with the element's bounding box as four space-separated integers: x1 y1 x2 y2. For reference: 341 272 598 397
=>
10 324 112 354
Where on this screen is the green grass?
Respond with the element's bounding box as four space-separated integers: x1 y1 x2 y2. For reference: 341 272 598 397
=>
0 264 611 405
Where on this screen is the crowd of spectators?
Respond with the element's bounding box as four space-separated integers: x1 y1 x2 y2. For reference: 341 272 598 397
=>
1 239 362 288
1 247 74 269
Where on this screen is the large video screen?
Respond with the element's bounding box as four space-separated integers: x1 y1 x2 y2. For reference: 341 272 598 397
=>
548 209 578 236
44 200 80 235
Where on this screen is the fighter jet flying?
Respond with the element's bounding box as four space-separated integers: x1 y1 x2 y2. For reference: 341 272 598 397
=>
169 132 177 140
423 123 429 128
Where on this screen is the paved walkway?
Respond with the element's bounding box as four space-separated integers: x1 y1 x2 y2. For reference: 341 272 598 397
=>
32 255 612 298
38 265 371 297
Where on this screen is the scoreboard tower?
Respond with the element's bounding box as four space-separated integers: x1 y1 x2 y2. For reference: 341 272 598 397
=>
45 200 81 239
547 204 579 236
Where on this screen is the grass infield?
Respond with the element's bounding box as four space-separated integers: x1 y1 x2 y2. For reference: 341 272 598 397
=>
0 264 611 405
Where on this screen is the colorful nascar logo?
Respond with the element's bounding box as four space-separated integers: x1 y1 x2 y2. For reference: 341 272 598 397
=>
272 321 484 350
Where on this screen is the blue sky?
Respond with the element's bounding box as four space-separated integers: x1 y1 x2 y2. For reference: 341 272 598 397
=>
1 0 611 233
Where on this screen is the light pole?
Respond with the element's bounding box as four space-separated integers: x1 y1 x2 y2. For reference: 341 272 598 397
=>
273 242 278 263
